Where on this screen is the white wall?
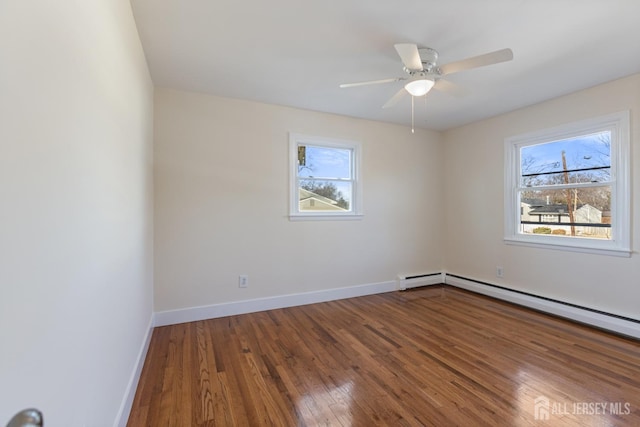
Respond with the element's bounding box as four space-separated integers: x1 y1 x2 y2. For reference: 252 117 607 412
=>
0 1 153 425
154 88 444 312
443 74 640 320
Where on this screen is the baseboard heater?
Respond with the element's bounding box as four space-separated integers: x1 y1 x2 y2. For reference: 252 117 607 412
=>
397 272 444 291
444 273 640 340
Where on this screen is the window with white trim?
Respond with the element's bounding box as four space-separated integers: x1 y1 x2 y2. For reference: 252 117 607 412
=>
504 111 630 256
289 133 362 220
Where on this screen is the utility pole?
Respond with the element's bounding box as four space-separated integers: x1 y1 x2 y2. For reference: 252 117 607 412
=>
562 150 576 236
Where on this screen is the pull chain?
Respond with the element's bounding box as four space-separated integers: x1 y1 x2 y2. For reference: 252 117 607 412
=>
411 96 415 134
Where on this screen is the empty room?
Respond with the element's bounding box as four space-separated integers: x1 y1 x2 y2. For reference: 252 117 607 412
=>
1 1 640 426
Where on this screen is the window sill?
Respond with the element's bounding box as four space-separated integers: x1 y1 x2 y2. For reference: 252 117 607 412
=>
289 213 364 222
504 236 631 258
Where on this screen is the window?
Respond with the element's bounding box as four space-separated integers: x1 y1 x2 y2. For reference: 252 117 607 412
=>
504 111 630 256
289 133 362 220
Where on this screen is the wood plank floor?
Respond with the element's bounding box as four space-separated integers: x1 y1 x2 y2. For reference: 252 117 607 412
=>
127 286 640 426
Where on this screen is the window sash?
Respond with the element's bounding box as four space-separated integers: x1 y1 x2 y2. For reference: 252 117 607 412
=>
504 111 630 257
289 133 363 220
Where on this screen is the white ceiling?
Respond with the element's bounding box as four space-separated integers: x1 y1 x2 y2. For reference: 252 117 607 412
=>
130 0 640 131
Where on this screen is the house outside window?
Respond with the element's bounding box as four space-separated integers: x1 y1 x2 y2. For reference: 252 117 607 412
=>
289 133 363 220
504 111 630 256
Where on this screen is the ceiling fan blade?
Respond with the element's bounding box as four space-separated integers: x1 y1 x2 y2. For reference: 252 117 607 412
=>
433 79 469 97
439 48 513 76
382 88 407 109
394 43 423 71
339 77 403 88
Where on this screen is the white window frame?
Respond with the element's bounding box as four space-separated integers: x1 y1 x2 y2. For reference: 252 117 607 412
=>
289 133 363 221
504 111 631 257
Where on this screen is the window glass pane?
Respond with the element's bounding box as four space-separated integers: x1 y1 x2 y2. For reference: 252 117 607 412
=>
520 186 611 240
298 180 351 211
520 131 611 187
298 145 352 179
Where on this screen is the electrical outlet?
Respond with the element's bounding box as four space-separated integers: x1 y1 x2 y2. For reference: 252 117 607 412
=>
238 275 249 288
496 266 504 278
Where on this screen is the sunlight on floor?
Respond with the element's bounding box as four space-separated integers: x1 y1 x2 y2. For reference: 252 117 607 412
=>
516 368 627 426
298 381 354 426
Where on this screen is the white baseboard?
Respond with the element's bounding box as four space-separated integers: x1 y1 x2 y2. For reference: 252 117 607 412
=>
115 274 638 426
153 273 640 339
445 274 640 340
154 280 397 327
114 315 155 427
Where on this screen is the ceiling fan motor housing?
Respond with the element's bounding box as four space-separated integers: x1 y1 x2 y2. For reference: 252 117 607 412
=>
418 47 439 71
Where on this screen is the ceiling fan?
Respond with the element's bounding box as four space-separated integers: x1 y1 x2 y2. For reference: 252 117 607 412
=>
340 43 513 131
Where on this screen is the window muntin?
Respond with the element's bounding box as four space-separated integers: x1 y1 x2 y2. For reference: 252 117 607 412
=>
505 112 630 256
289 134 362 220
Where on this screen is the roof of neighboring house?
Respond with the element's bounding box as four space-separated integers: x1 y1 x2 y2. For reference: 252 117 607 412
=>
521 198 547 207
298 188 347 211
299 188 340 205
527 203 602 216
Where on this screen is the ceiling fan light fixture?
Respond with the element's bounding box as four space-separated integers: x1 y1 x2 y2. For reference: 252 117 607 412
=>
404 78 435 97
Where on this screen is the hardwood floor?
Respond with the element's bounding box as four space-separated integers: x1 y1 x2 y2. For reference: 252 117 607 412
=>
127 286 640 426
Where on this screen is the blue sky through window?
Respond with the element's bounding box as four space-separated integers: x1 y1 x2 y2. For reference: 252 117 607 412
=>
298 145 351 179
521 131 610 176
